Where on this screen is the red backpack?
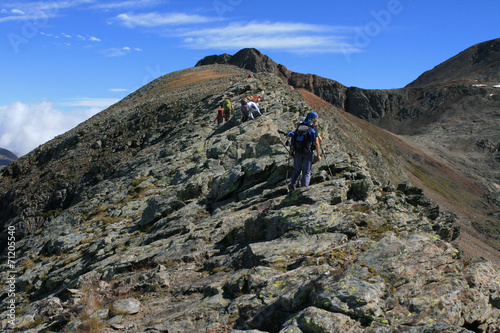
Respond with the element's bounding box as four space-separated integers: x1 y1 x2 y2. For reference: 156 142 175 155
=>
216 108 225 124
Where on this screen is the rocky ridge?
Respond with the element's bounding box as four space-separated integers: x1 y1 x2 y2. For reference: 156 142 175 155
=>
197 42 500 251
0 64 499 332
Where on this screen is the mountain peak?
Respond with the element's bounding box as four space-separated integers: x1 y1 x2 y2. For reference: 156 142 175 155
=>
0 147 17 166
407 38 500 87
196 48 280 75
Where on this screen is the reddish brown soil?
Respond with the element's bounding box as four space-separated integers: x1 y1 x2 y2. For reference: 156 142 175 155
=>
298 89 500 267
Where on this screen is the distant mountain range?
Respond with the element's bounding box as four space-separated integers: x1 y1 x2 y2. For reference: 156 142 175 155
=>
0 147 17 166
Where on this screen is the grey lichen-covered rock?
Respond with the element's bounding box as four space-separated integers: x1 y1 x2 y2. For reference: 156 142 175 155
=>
112 298 141 315
90 308 109 320
0 61 498 333
281 306 362 333
311 265 386 320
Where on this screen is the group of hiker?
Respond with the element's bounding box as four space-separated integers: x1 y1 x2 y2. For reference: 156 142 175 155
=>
215 95 263 125
215 93 323 192
216 97 234 125
215 69 322 192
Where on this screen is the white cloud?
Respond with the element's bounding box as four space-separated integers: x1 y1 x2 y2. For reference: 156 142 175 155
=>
103 46 141 57
103 48 127 57
0 0 91 23
109 88 129 92
116 12 213 28
0 100 104 156
179 21 360 54
11 8 25 15
0 3 55 22
93 0 161 10
41 31 102 47
113 12 360 54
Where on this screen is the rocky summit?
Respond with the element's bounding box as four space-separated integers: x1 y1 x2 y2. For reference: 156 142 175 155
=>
0 50 499 332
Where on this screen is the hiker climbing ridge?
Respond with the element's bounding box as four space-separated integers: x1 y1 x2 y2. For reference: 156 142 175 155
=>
223 97 233 122
240 95 262 122
287 111 321 191
215 107 225 125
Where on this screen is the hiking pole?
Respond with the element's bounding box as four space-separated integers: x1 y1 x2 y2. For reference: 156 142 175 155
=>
277 136 290 154
279 137 291 183
276 130 292 183
315 123 334 179
321 146 334 179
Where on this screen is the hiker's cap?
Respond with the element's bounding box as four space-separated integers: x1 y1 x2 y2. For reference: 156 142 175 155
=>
307 111 318 120
304 111 318 124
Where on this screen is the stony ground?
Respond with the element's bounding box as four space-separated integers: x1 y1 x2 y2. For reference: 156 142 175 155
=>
0 66 499 332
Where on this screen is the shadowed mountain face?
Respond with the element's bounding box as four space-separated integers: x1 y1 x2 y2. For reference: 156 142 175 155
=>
0 52 499 331
0 148 17 166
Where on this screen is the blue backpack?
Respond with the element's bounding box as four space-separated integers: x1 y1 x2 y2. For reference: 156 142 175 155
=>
291 124 315 154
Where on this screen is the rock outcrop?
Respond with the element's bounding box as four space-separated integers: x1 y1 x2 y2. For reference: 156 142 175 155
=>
0 63 499 332
196 48 281 76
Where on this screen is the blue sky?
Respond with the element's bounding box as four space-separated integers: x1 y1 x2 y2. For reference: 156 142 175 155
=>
1 0 499 156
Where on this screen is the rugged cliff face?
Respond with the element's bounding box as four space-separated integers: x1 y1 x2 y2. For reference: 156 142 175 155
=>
0 64 499 332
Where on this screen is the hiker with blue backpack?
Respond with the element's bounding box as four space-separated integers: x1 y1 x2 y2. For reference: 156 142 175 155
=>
288 111 322 192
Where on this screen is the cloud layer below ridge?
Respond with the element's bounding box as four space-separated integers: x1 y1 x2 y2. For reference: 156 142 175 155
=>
0 100 107 156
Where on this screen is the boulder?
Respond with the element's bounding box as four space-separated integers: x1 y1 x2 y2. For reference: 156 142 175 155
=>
112 298 141 315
